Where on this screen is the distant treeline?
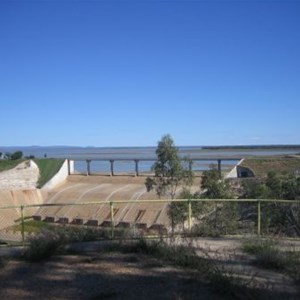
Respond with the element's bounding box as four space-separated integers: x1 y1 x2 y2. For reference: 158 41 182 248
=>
202 145 300 150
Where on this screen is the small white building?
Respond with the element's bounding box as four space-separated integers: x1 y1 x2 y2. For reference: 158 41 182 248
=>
0 153 8 160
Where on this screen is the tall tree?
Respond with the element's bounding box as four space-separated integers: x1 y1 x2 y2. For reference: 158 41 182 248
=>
145 135 194 232
145 134 193 199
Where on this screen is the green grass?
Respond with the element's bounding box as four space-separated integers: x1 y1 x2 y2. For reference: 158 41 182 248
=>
241 157 300 177
242 238 279 256
0 159 25 172
14 220 51 233
34 158 64 188
13 220 104 240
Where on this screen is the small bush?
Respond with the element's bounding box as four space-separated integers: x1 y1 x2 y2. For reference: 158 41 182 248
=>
242 238 279 255
191 223 222 237
24 229 66 262
53 226 101 242
242 238 300 271
191 201 239 237
115 239 259 299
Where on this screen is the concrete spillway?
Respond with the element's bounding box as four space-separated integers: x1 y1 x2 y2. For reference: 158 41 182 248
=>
33 176 171 230
1 158 227 239
0 161 44 238
0 189 44 241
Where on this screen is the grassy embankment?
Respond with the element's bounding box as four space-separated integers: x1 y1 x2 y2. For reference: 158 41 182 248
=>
33 158 64 188
0 158 64 188
240 156 300 177
0 159 24 172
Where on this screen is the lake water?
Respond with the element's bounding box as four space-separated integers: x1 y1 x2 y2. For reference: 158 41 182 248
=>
1 146 300 174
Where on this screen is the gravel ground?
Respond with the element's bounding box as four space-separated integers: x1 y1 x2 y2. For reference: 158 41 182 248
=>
0 252 219 300
0 236 299 299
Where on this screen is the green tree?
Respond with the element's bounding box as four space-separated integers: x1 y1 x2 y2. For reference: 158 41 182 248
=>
265 171 282 199
11 151 23 160
240 172 300 236
241 178 268 199
265 174 300 235
197 165 238 235
145 134 193 199
201 165 233 199
145 134 194 232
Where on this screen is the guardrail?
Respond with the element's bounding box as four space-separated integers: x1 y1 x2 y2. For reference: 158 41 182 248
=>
0 198 299 245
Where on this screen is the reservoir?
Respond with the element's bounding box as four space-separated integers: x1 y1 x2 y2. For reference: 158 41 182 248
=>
1 146 300 174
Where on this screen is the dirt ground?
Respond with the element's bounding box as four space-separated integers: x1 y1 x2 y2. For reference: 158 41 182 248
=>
0 237 299 300
0 252 219 300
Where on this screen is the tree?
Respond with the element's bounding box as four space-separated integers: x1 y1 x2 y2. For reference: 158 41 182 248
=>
197 165 238 235
240 172 300 236
11 151 23 160
145 134 194 232
145 134 193 199
201 165 233 199
241 178 268 199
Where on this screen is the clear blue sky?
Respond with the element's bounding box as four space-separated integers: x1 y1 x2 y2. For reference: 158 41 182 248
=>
1 0 299 147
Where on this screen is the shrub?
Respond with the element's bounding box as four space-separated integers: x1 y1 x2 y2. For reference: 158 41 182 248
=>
242 238 300 271
24 229 66 262
191 202 239 237
53 226 101 242
114 239 260 299
242 238 279 255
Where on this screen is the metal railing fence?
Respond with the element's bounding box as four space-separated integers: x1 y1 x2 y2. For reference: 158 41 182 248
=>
0 198 299 245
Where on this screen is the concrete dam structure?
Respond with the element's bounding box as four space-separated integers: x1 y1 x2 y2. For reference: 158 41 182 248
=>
0 158 240 241
0 160 176 240
33 176 169 230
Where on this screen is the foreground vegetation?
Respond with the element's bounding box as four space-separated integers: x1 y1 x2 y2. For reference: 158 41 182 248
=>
242 237 300 288
145 135 300 238
10 232 297 299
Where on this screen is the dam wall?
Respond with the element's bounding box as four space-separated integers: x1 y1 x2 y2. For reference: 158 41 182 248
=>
0 160 39 190
0 189 44 233
42 159 74 190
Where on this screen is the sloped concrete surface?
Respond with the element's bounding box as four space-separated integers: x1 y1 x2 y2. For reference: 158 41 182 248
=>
35 175 170 229
0 161 39 190
0 161 43 236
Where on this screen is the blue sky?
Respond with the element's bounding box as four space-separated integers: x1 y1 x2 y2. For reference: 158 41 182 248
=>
1 0 299 147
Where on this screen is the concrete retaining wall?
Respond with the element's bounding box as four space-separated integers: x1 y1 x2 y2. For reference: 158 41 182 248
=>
42 159 73 191
0 160 39 190
226 159 244 179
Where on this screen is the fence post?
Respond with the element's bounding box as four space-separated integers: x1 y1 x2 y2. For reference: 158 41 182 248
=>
20 205 25 246
110 201 114 239
188 199 192 232
257 200 261 236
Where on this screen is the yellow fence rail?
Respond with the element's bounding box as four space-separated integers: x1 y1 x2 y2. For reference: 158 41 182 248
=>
0 198 300 245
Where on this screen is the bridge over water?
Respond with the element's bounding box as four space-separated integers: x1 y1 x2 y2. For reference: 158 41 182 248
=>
67 157 243 176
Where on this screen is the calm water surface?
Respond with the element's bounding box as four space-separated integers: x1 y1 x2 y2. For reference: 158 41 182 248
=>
1 146 299 173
